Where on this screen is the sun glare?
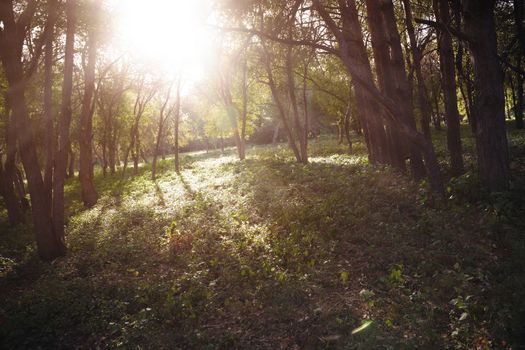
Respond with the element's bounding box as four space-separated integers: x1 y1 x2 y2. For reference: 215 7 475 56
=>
112 0 217 85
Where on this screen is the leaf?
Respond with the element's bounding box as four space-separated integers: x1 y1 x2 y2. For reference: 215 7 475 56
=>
459 312 468 321
351 320 373 335
340 271 349 285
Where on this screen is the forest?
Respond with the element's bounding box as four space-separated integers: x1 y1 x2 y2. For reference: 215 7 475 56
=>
1 0 525 348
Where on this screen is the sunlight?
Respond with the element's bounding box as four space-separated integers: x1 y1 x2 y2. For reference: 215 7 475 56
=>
112 0 217 85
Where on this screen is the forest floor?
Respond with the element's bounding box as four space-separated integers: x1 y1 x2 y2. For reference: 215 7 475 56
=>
1 127 525 349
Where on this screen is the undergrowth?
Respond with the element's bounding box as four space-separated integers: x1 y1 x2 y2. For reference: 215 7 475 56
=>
1 130 524 349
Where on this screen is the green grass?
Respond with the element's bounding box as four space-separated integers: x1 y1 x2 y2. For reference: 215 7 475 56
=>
1 130 525 349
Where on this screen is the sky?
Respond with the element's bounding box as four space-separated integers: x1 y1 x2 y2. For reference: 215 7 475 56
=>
110 0 220 86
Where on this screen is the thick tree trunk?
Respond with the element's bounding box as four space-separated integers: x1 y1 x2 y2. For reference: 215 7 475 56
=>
53 0 76 243
433 0 464 176
79 12 99 207
463 0 510 191
366 0 426 179
43 1 57 199
314 0 444 194
330 0 389 165
0 1 65 260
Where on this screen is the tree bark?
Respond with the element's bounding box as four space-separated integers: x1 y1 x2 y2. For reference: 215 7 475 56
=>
433 0 464 176
402 0 433 140
0 0 66 260
79 6 99 207
366 0 427 179
286 44 307 163
174 79 181 173
513 0 524 130
43 0 58 199
463 0 510 191
314 0 444 195
152 83 173 180
0 102 24 225
53 0 76 245
261 41 302 162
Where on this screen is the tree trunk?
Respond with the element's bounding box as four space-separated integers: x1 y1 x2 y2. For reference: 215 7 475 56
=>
343 98 353 154
174 80 181 173
314 0 444 194
79 8 99 207
53 0 76 244
402 0 432 140
515 57 524 129
514 0 525 128
366 0 426 179
0 0 66 260
152 84 173 180
261 41 302 162
433 0 464 176
286 44 308 163
463 0 510 191
240 52 249 160
330 0 389 166
67 146 75 178
0 159 24 226
0 104 24 225
43 0 58 199
272 123 280 145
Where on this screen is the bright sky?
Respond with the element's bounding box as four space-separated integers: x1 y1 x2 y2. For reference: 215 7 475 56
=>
111 0 219 86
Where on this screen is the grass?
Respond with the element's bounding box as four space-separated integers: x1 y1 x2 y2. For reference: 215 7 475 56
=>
1 128 525 349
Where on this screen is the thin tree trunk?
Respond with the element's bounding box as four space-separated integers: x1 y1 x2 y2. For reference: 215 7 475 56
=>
286 44 307 163
152 84 173 180
67 145 75 178
0 102 24 225
343 98 353 154
174 79 181 173
79 7 99 207
514 0 525 127
433 0 464 176
272 123 280 145
240 52 249 160
402 0 432 140
515 57 524 129
53 0 76 243
261 41 302 162
0 162 24 225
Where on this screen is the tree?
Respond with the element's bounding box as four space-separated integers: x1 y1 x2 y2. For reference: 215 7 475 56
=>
79 0 100 207
432 0 464 176
462 0 510 191
152 81 174 180
53 0 77 248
